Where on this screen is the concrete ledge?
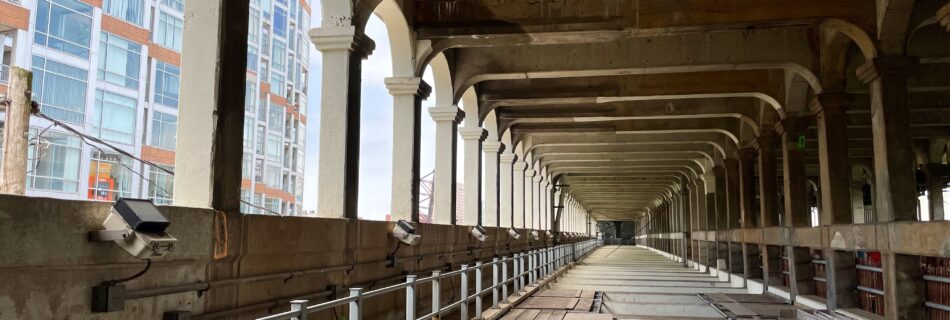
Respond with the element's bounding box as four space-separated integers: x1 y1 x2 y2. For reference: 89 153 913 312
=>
795 295 828 310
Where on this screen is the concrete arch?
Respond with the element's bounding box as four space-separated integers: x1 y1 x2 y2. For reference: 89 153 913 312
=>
460 87 479 127
483 110 500 141
818 18 878 90
372 0 414 77
428 53 454 107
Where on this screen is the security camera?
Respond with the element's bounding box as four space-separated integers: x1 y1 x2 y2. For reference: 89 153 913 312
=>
507 228 521 239
89 198 178 259
530 230 540 240
545 231 553 238
470 225 488 242
391 220 421 246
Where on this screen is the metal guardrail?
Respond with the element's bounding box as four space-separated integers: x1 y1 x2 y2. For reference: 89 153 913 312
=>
256 238 602 320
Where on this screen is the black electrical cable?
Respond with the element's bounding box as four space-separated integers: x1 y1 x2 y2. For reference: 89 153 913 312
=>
108 259 152 285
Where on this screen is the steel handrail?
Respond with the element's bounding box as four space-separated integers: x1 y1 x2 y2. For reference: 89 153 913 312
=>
254 238 602 320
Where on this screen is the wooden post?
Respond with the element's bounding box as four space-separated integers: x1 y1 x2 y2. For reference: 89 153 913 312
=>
1 67 32 195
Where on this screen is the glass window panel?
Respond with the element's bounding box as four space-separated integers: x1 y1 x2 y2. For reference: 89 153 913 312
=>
271 40 286 73
161 0 184 12
154 61 180 108
92 90 137 145
273 7 287 38
156 12 183 51
88 150 133 201
98 33 142 89
31 56 88 124
150 111 177 150
27 128 82 193
34 0 93 58
103 0 144 26
148 165 174 204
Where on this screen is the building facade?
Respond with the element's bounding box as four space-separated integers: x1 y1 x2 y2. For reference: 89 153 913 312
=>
0 0 309 216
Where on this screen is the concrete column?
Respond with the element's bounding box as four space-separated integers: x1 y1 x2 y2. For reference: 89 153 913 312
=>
858 56 924 319
547 182 553 230
925 139 947 220
756 133 780 227
523 168 536 229
812 94 855 225
703 172 717 232
714 167 728 231
481 141 503 227
725 158 741 229
428 106 464 224
311 27 375 218
856 56 919 222
777 117 811 227
174 0 249 210
738 148 757 227
460 127 487 226
513 162 527 229
498 152 516 228
532 175 543 229
385 77 431 222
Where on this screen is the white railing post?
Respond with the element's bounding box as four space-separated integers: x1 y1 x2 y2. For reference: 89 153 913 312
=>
475 261 484 318
514 254 522 292
290 299 308 320
501 256 509 300
405 275 416 320
491 257 499 308
348 288 363 320
432 271 441 317
529 250 536 283
460 264 469 320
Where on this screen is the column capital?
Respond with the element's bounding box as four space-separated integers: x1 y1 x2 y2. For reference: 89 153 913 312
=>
856 56 919 85
384 77 431 99
310 26 375 59
752 132 776 151
483 141 504 154
524 170 536 178
807 93 853 114
513 161 528 171
500 153 518 164
460 127 488 142
533 175 544 182
428 105 464 123
738 147 756 160
774 116 812 137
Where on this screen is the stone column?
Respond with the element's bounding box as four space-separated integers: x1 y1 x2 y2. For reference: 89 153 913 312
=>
311 27 375 218
385 77 431 222
777 117 811 227
460 127 487 226
524 167 536 229
703 172 718 232
482 141 504 227
738 148 757 227
428 106 464 224
756 133 780 227
499 153 516 228
174 0 249 210
513 162 527 229
856 56 919 222
811 93 855 225
857 56 925 319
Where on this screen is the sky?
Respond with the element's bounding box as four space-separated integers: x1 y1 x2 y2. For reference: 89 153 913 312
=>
303 6 463 220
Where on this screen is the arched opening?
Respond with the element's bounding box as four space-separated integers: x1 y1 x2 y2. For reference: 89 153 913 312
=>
354 14 393 221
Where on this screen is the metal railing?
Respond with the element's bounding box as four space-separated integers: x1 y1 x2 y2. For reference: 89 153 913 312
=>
256 238 601 320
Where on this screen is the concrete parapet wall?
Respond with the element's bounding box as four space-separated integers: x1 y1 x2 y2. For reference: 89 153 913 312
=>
0 195 585 319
